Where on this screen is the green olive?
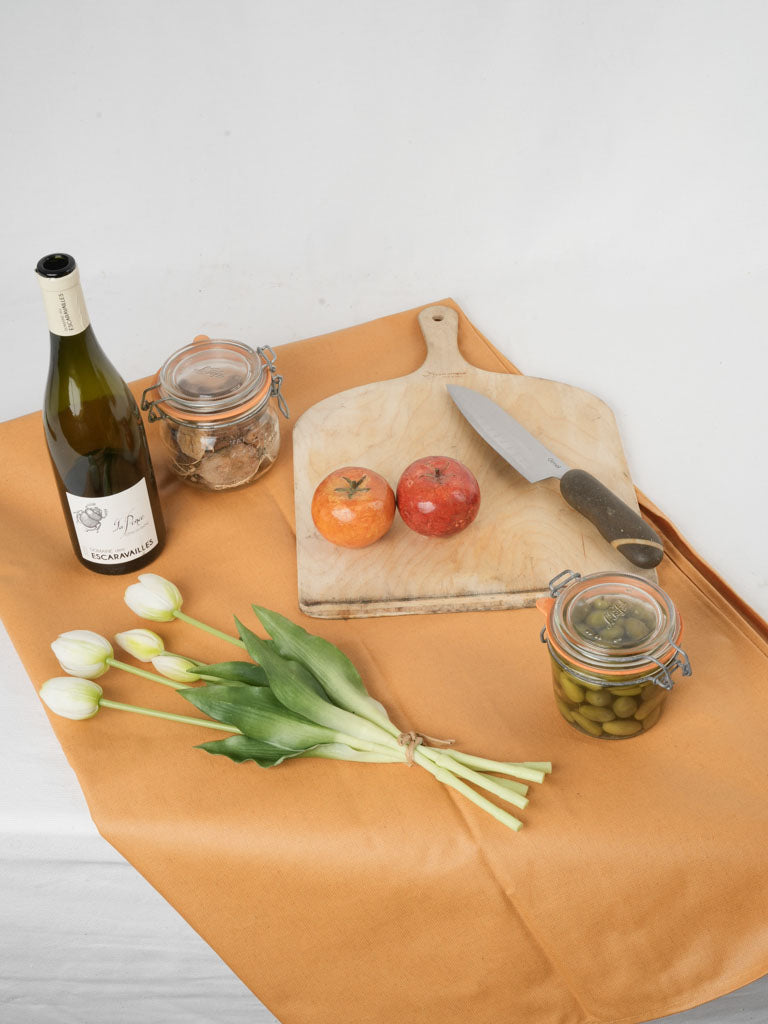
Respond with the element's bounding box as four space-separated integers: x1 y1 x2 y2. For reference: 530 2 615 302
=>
612 696 639 718
573 594 661 651
641 705 663 730
556 699 575 723
634 690 666 719
599 624 625 643
639 607 658 628
602 719 642 737
609 685 642 696
570 710 604 737
560 674 585 704
577 676 604 691
584 688 613 707
578 704 615 723
623 617 650 641
557 667 573 700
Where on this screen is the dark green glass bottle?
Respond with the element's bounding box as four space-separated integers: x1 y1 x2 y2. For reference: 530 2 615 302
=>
36 253 166 574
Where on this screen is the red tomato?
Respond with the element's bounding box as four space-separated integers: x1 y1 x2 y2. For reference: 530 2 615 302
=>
396 456 480 537
311 466 396 548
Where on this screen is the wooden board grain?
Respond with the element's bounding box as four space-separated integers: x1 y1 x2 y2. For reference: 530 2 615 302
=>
293 304 656 618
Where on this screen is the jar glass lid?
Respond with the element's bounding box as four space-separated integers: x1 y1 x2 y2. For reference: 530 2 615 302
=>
155 339 271 423
549 572 681 672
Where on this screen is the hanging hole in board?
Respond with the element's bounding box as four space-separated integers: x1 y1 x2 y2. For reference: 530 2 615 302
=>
432 314 444 321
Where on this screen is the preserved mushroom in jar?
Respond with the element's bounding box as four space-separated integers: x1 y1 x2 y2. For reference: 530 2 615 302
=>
142 337 289 492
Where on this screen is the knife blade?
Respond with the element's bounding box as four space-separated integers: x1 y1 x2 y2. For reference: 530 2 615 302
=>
447 384 663 569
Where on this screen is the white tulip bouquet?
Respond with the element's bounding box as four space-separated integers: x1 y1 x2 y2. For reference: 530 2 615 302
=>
40 574 552 833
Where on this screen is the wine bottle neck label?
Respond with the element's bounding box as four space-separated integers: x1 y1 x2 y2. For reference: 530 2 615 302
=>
37 265 90 335
65 479 159 565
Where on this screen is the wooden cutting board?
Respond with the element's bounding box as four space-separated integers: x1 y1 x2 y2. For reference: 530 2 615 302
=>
293 304 656 618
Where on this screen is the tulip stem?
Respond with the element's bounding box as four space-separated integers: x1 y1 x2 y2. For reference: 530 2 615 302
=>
411 749 524 832
172 610 246 649
428 763 524 832
106 657 186 690
439 750 548 784
99 698 243 733
417 748 529 810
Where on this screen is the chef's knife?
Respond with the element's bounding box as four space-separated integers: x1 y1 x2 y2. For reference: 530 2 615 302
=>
447 384 663 569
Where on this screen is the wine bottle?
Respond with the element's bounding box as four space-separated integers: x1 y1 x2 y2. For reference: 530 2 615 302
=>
36 253 166 574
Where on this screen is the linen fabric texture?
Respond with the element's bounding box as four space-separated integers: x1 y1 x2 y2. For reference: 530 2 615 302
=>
2 300 767 1024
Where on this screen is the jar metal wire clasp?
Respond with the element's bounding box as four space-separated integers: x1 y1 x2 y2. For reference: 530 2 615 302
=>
643 642 692 691
257 345 290 419
548 569 581 597
140 383 168 423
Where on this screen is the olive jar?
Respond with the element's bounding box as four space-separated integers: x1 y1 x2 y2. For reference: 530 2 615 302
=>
142 337 289 491
537 570 691 739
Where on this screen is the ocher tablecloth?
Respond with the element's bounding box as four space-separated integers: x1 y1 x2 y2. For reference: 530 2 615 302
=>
2 300 767 1024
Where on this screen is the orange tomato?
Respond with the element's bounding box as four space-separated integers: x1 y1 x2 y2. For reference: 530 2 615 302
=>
311 466 396 548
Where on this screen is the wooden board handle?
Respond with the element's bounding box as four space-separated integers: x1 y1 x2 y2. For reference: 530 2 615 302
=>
559 469 664 569
417 305 467 374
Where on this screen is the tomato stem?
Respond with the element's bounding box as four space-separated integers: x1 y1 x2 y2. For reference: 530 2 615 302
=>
334 476 371 499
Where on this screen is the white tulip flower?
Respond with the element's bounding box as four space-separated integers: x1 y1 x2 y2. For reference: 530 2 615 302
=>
51 630 113 679
40 677 103 720
114 628 165 662
151 654 201 683
124 574 183 622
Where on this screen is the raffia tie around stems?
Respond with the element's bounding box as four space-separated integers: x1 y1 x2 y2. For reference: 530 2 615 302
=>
397 730 455 766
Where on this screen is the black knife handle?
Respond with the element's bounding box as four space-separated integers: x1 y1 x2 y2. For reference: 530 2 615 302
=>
559 469 664 569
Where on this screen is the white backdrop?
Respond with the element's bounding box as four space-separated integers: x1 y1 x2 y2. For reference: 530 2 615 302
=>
3 0 766 620
2 3 767 1023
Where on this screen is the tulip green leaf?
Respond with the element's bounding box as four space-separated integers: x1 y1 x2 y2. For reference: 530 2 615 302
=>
197 661 268 686
196 735 311 766
180 683 339 749
235 619 328 700
235 619 397 750
250 605 396 735
197 737 401 767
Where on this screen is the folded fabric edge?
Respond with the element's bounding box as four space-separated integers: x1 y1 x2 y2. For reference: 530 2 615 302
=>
638 492 768 649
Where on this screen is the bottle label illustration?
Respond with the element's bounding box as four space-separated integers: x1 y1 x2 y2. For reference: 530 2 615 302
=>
66 479 158 565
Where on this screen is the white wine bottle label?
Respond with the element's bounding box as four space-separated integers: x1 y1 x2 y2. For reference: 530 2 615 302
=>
38 265 90 335
65 479 159 565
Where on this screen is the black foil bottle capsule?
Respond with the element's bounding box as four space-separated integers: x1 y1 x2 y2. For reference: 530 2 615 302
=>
36 253 166 574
